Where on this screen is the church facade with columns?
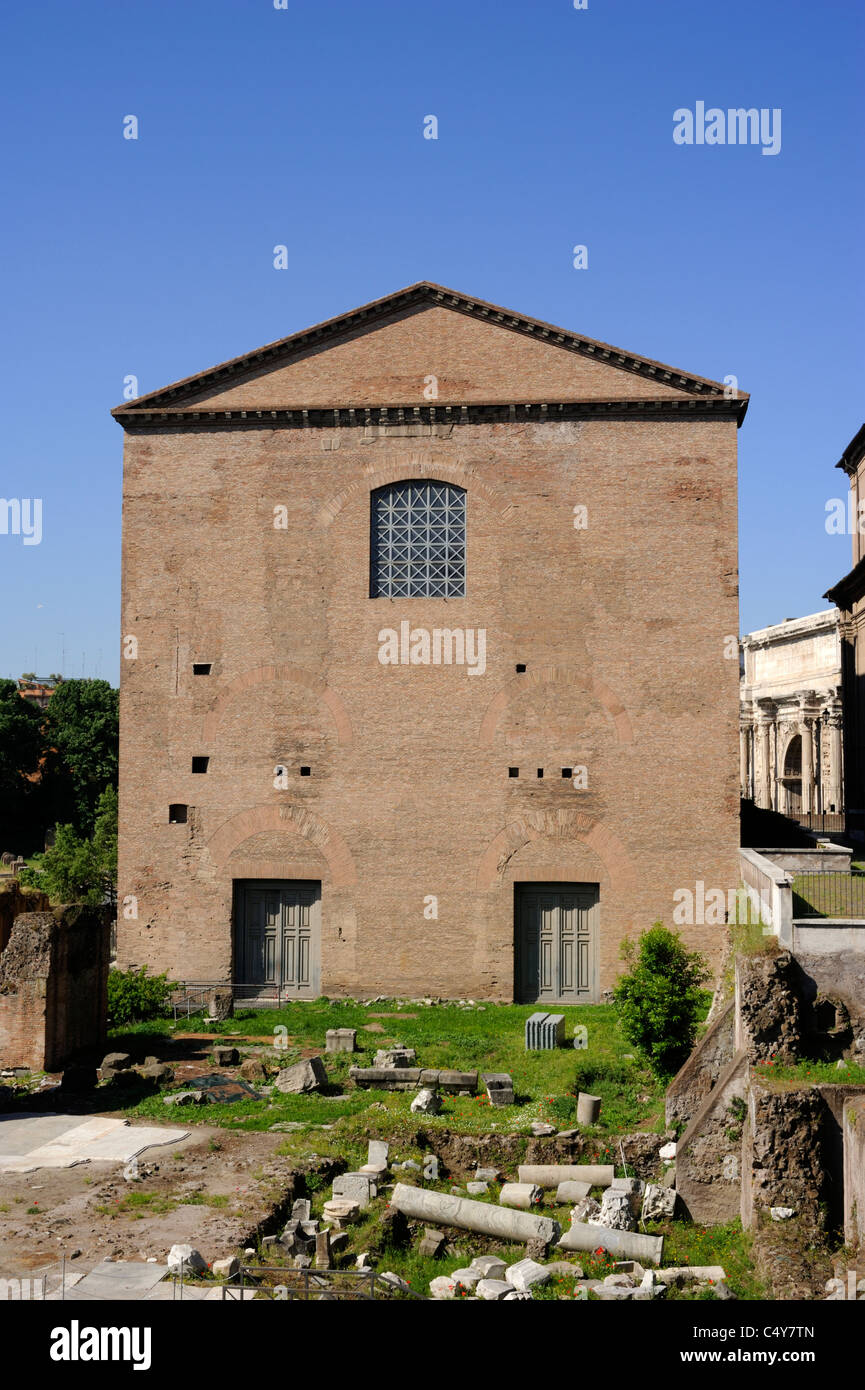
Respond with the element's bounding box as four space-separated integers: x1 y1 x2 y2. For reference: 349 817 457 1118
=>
740 610 845 817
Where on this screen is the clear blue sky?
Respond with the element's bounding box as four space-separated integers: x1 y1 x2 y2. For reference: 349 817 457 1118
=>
1 0 862 685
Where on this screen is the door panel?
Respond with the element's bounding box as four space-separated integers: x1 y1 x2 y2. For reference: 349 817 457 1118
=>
235 881 320 998
515 883 599 1004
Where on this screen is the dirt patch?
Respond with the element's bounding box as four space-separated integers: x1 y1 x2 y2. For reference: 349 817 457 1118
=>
362 1023 387 1033
0 1124 327 1279
368 1013 418 1020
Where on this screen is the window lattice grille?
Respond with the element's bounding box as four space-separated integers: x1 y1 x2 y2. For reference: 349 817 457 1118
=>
371 481 466 597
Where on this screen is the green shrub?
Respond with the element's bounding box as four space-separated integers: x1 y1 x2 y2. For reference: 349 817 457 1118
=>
612 923 710 1079
107 966 171 1025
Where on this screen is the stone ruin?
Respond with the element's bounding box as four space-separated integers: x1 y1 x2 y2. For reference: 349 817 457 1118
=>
668 945 865 1247
0 902 112 1072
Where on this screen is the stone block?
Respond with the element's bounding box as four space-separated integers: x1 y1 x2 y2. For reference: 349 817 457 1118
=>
206 989 233 1021
429 1275 459 1299
475 1166 500 1182
555 1181 591 1204
588 1189 636 1232
240 1057 267 1083
476 1278 511 1300
500 1182 542 1211
466 1181 488 1195
374 1046 416 1068
576 1091 602 1125
332 1173 375 1208
482 1072 514 1106
212 1045 239 1066
212 1257 239 1278
544 1261 584 1279
410 1086 442 1114
167 1244 207 1274
100 1052 131 1072
274 1056 327 1094
163 1090 204 1106
570 1195 601 1224
323 1198 360 1226
449 1267 482 1289
505 1259 550 1292
140 1062 174 1085
418 1228 445 1258
642 1183 677 1221
326 1028 357 1053
470 1255 506 1280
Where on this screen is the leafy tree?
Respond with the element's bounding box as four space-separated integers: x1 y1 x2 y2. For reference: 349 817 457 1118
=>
19 785 117 906
0 677 43 852
612 922 710 1078
41 679 118 835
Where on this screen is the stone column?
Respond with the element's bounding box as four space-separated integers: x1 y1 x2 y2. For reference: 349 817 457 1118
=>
801 718 814 815
756 715 772 809
739 724 749 798
827 707 843 813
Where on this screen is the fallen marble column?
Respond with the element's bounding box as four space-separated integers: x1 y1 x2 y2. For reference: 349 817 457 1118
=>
391 1183 560 1245
557 1221 663 1266
518 1164 614 1189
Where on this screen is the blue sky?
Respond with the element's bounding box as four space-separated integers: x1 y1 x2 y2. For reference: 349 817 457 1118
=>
1 0 862 684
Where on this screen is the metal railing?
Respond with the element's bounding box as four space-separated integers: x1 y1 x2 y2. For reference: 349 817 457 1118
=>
791 869 865 919
168 981 303 1021
219 1266 424 1300
790 812 846 834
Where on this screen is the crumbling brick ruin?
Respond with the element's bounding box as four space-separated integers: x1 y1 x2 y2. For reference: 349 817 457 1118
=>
669 943 865 1246
0 904 111 1072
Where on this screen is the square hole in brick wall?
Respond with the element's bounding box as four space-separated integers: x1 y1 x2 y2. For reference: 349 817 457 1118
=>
515 664 527 673
169 804 188 824
508 767 519 778
561 767 573 778
537 768 544 778
192 663 212 675
300 766 311 776
192 757 209 773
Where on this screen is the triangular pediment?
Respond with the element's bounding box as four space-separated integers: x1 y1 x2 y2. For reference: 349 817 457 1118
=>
113 282 746 420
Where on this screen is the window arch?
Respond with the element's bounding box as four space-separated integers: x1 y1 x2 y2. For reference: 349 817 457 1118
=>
370 480 466 597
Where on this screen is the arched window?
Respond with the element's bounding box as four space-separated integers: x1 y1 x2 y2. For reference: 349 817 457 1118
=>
370 480 466 597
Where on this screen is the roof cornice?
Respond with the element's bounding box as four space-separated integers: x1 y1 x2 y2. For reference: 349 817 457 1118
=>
113 394 748 433
111 281 748 418
825 554 865 610
835 422 865 475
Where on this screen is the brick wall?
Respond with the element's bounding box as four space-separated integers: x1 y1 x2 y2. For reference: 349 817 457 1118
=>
117 299 742 999
0 906 111 1070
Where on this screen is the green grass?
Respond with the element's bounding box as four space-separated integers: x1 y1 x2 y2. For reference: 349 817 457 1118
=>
752 1058 865 1087
791 871 865 919
94 1189 233 1219
648 1217 765 1299
109 999 669 1136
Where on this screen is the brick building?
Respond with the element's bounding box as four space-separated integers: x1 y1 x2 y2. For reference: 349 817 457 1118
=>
114 283 746 1002
826 423 865 850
